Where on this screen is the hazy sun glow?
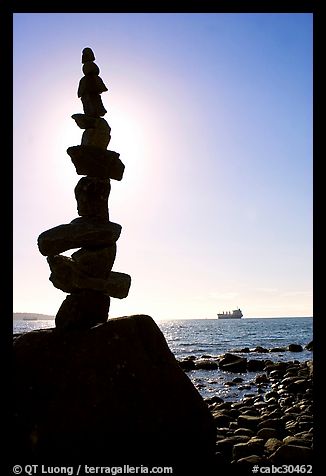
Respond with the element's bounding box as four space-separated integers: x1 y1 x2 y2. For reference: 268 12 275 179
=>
13 13 313 320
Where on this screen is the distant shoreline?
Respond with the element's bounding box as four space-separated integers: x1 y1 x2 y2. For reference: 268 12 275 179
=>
13 313 55 321
13 314 312 321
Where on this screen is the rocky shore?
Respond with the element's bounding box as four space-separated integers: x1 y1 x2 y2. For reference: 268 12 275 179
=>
176 344 313 465
204 357 313 465
13 319 313 471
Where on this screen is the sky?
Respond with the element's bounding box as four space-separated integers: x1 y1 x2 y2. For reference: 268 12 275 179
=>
13 13 313 320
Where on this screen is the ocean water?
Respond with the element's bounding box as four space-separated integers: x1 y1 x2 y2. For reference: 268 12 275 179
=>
13 317 313 400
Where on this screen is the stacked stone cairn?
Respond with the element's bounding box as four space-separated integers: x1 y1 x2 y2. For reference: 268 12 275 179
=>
37 47 131 331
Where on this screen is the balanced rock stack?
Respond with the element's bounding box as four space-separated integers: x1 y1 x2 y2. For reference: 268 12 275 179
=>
37 47 131 331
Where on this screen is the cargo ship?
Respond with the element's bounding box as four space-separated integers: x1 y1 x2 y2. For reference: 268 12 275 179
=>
217 308 243 319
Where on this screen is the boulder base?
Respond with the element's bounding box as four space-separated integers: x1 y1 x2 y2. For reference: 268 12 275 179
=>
13 315 216 466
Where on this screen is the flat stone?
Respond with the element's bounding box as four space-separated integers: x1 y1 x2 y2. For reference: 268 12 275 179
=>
81 93 107 117
219 353 247 372
74 177 110 218
257 427 279 440
82 61 100 76
78 75 108 97
72 114 110 131
283 436 312 447
47 255 131 298
67 145 124 180
233 440 264 460
37 220 121 256
55 290 110 330
82 47 95 63
237 415 262 430
234 428 255 437
264 438 283 454
71 245 116 278
268 444 313 464
258 418 284 431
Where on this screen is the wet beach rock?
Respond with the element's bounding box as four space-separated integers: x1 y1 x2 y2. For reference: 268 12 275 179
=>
202 358 313 465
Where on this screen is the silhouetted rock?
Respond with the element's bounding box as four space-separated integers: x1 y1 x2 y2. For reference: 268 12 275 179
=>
81 93 107 117
38 220 121 256
82 61 100 75
55 290 110 330
178 358 196 371
219 353 247 372
264 438 283 454
71 245 116 278
288 344 303 352
305 340 313 351
257 428 279 440
195 359 218 370
252 346 269 353
67 145 124 180
72 114 111 149
233 439 264 460
237 415 262 430
247 359 267 371
82 47 95 63
47 254 131 298
72 113 110 130
13 315 216 464
78 75 108 97
74 177 110 218
37 47 131 331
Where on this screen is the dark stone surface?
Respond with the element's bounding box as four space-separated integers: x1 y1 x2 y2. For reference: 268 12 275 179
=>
71 245 117 278
72 114 110 130
71 114 111 149
13 315 216 464
247 359 267 371
195 359 218 370
237 415 262 430
268 444 313 463
81 127 111 149
253 346 269 353
37 220 121 256
74 177 110 218
305 340 313 351
81 93 107 117
82 47 95 63
78 75 108 97
55 290 110 330
67 145 124 180
47 254 131 298
82 61 100 75
288 343 303 352
219 353 247 372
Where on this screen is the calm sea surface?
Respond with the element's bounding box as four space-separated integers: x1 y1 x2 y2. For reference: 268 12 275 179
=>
13 317 313 400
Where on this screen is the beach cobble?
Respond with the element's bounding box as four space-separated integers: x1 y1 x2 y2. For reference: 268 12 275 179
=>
205 359 313 465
